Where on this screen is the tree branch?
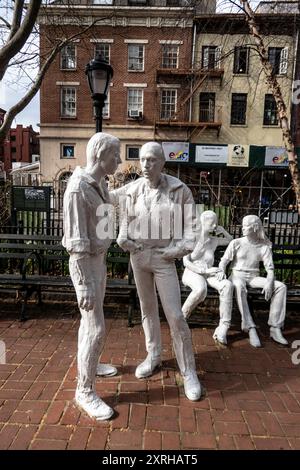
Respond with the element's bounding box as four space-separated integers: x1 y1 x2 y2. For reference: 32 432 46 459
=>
8 0 25 40
0 16 11 30
0 0 42 80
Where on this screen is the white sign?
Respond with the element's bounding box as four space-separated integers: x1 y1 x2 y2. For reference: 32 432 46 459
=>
227 144 249 167
195 145 228 164
265 146 288 167
162 142 189 162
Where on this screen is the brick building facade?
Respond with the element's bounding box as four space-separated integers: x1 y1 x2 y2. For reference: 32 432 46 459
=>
38 0 215 182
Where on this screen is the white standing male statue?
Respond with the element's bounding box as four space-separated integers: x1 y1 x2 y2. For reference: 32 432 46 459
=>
182 210 233 345
219 214 288 347
117 141 201 401
62 132 121 420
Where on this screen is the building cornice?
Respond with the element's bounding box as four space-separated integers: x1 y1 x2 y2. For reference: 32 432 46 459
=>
38 6 194 28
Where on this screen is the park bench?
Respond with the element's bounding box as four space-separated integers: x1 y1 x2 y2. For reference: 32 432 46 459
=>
0 234 136 325
0 234 299 326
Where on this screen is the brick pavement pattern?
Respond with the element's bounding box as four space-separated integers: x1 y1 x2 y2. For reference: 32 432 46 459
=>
0 302 299 450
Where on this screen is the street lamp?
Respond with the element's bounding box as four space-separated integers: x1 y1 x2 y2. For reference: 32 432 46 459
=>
85 55 113 133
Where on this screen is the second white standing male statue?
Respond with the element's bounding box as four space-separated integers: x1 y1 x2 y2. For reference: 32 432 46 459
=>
117 142 202 401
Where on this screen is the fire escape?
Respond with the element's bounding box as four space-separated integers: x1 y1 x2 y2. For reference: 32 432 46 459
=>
154 47 224 140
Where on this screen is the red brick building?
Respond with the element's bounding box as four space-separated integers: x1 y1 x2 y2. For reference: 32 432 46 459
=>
38 0 215 181
0 121 39 173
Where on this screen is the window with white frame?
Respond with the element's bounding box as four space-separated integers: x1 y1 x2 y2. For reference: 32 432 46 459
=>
263 94 278 125
233 46 249 74
268 47 288 75
126 146 140 160
127 88 143 117
161 45 179 69
202 46 221 70
94 43 110 62
128 44 144 71
60 44 76 70
160 89 177 120
61 144 75 159
103 91 110 119
61 87 76 118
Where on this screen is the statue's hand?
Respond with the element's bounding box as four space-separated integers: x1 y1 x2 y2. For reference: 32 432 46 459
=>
77 286 96 311
157 247 179 260
262 281 273 301
118 238 142 254
215 269 226 281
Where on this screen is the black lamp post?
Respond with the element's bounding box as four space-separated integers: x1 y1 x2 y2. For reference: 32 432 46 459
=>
85 55 113 133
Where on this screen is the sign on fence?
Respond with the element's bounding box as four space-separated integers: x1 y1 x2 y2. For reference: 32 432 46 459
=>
11 186 51 212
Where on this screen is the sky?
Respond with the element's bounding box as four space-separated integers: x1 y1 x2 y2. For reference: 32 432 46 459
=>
1 81 40 131
0 0 261 131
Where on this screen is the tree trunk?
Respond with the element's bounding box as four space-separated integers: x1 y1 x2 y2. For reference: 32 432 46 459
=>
239 0 300 214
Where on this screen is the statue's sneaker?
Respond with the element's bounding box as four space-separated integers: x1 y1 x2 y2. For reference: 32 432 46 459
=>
213 324 229 345
249 327 261 348
135 355 161 379
96 363 118 377
183 372 202 401
75 391 114 421
270 327 288 345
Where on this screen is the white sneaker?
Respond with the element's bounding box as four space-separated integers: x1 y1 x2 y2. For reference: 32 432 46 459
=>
270 327 288 345
213 324 229 345
135 354 161 379
249 328 261 348
183 372 202 401
96 363 118 377
75 390 114 421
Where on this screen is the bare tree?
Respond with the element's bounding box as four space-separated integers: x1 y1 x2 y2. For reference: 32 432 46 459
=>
233 0 300 213
0 0 112 141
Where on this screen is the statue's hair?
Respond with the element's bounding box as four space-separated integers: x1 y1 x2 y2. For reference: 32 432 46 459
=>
140 141 165 162
243 214 272 246
200 210 218 224
86 132 120 166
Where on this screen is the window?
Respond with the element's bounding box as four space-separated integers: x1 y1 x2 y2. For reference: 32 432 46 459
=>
161 45 179 69
263 94 278 125
199 93 215 122
61 144 75 159
60 44 76 70
160 89 177 120
103 91 110 119
268 47 288 75
11 135 16 141
94 43 110 62
126 146 140 160
231 93 247 125
11 147 16 153
127 89 143 117
202 46 221 69
61 87 76 118
233 46 249 74
128 44 144 71
93 0 114 4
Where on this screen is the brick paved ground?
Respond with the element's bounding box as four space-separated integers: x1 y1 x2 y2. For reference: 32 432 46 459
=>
0 301 299 450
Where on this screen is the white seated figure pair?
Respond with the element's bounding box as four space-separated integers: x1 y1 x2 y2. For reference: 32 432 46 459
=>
183 211 288 348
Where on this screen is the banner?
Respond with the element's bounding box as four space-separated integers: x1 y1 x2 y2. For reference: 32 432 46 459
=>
162 142 189 162
227 144 249 167
265 146 288 167
195 145 228 164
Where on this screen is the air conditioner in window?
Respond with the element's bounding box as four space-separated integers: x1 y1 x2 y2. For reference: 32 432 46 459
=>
128 109 142 118
32 154 40 163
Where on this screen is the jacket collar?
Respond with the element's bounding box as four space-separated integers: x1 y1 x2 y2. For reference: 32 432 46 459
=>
126 173 183 197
